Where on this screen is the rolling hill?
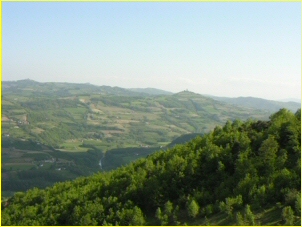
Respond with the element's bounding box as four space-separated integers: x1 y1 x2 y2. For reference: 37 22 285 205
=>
128 87 173 96
2 80 298 197
2 108 300 226
2 80 272 151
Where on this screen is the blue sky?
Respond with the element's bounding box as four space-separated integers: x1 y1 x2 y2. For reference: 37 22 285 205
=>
2 2 301 100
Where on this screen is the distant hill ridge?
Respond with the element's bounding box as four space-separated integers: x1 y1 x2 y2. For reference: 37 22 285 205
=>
3 79 300 113
128 88 173 96
279 98 301 103
205 95 301 113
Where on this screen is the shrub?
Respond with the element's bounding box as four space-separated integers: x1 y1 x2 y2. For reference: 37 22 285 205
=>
282 206 294 225
187 199 200 218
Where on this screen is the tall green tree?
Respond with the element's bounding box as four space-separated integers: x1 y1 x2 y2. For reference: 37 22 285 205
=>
187 199 200 218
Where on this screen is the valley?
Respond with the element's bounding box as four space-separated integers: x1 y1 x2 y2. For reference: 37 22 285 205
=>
1 80 300 198
2 107 301 225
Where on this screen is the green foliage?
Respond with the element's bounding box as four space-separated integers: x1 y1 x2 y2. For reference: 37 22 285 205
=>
234 205 256 226
235 212 245 226
258 135 278 177
204 204 215 216
155 207 164 225
219 195 243 217
187 199 200 218
2 108 301 226
204 216 210 226
282 206 295 225
164 200 174 216
294 193 301 215
154 201 179 225
244 204 255 226
284 189 300 208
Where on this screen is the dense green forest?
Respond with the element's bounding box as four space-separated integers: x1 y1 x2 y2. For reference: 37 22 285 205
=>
2 108 300 225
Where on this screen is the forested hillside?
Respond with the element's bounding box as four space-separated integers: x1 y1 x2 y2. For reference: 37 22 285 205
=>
2 109 300 226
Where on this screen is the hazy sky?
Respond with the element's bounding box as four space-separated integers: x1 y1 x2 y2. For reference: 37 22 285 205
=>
2 2 301 100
